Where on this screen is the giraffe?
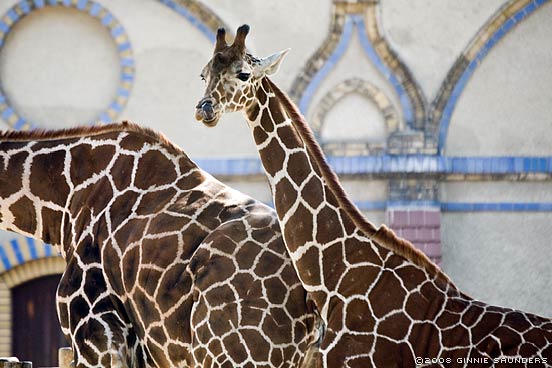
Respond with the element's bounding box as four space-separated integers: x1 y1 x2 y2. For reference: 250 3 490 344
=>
195 25 552 367
0 122 321 367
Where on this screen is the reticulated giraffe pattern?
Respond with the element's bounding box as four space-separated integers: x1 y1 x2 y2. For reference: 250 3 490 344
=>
195 25 552 367
0 123 319 367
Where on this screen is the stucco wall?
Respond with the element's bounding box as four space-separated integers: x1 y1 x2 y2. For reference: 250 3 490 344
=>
441 181 552 316
0 0 550 330
442 212 551 317
382 0 505 100
321 92 388 144
305 29 405 135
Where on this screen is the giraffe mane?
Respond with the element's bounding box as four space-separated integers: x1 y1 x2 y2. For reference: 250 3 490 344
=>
0 121 186 155
265 78 454 286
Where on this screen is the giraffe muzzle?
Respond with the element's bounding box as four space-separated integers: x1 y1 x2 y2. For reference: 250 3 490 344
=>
195 99 219 126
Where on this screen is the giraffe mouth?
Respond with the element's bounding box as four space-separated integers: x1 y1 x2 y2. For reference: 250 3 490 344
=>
195 100 220 127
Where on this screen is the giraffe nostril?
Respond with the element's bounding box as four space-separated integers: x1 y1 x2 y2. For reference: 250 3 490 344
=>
196 97 214 108
197 100 216 122
202 102 214 115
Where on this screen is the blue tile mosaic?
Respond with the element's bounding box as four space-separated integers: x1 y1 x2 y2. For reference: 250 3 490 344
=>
0 22 9 33
0 246 10 270
195 155 552 176
111 25 124 37
299 16 354 114
2 107 13 120
102 13 114 26
89 3 101 16
109 102 122 113
77 0 88 10
442 202 552 212
117 42 131 52
10 239 24 265
120 58 134 67
121 72 134 82
117 87 130 97
7 9 19 22
14 119 25 130
26 237 38 260
19 0 31 14
44 242 53 257
353 16 415 127
158 0 216 43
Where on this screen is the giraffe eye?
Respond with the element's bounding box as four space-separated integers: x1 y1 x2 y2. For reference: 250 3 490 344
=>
237 72 250 81
200 74 206 82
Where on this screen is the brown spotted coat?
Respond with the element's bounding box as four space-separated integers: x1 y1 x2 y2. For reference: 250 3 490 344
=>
0 123 320 367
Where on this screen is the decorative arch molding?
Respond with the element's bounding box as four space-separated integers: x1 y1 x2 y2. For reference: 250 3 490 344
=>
0 235 58 273
289 0 426 130
311 77 399 155
432 0 550 153
0 0 135 130
157 0 230 43
0 256 65 356
361 2 427 129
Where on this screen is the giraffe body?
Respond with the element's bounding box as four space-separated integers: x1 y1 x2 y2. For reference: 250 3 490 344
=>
0 123 320 367
195 25 552 367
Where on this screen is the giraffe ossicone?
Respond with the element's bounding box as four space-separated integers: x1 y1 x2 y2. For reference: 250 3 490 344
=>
196 24 552 368
0 122 321 367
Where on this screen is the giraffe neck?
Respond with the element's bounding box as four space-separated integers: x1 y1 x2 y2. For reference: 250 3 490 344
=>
244 78 451 313
0 124 205 258
267 78 448 279
243 78 366 312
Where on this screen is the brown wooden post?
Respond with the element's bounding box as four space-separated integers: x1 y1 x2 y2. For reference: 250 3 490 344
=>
58 348 72 368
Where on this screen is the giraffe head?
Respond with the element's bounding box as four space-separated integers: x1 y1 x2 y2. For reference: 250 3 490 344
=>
195 24 289 127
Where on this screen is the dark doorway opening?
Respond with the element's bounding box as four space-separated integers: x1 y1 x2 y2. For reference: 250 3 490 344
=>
12 274 67 367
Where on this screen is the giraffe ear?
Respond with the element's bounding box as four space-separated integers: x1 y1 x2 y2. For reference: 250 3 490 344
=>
254 49 290 76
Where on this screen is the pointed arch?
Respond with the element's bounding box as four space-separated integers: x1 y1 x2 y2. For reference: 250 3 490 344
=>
431 0 550 153
0 256 65 356
289 1 426 130
311 77 399 155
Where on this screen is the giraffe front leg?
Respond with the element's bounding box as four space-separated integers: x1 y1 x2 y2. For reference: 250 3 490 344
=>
58 298 132 367
57 259 133 367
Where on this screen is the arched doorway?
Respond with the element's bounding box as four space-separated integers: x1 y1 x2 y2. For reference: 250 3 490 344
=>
12 274 67 367
0 256 67 363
